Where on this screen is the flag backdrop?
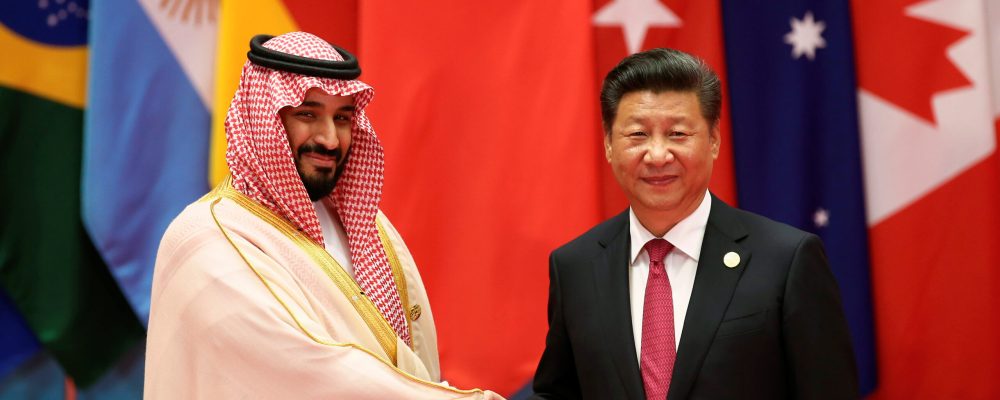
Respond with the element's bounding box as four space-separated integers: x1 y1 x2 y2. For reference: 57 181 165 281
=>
363 2 605 392
0 289 38 379
1 0 1000 398
0 0 144 389
83 0 218 324
721 0 877 394
853 0 1000 397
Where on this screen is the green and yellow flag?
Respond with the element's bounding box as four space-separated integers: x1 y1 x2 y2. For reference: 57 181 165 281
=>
0 3 144 387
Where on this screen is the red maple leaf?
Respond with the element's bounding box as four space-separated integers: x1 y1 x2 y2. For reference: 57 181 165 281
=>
852 0 971 125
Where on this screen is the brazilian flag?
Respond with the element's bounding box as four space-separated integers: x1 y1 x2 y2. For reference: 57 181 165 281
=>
0 1 143 387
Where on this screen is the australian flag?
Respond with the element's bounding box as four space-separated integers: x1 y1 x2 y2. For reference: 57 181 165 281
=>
721 0 876 395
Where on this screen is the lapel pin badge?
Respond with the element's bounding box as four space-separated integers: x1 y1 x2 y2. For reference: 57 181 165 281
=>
723 252 740 268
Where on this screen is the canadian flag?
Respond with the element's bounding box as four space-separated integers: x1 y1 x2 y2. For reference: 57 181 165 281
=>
854 0 1000 397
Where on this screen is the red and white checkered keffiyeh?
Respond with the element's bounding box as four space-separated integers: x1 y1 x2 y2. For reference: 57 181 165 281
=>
225 31 409 345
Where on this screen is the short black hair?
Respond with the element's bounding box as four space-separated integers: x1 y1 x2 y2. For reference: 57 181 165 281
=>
600 48 721 134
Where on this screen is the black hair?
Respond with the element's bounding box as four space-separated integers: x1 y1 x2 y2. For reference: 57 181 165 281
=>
600 48 721 134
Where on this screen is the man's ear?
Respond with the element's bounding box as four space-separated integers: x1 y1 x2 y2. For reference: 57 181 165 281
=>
710 122 721 159
604 133 612 162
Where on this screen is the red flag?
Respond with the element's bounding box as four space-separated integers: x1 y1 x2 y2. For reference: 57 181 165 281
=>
360 1 605 393
283 0 357 51
852 0 1000 397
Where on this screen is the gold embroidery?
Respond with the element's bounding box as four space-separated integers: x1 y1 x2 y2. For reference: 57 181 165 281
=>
409 304 422 321
213 177 399 364
376 220 414 349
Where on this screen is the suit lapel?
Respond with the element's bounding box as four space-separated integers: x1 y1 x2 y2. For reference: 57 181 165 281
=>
668 197 751 400
592 212 645 400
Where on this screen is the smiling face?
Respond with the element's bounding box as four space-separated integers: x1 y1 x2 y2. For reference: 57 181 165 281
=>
279 88 356 201
605 89 719 235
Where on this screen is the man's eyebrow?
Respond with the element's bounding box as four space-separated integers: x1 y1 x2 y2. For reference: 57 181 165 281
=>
297 102 355 112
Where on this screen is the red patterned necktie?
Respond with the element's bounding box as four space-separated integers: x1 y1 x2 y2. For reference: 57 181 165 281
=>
641 238 676 400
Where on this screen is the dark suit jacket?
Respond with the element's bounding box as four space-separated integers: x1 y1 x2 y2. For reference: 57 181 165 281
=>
531 196 857 400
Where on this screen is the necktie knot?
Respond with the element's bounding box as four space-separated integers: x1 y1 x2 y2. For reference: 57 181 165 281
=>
644 238 674 265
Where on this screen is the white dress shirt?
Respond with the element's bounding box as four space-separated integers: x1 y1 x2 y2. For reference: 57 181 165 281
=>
313 200 355 279
629 190 712 364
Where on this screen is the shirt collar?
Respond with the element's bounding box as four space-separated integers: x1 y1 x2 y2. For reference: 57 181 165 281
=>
629 190 713 265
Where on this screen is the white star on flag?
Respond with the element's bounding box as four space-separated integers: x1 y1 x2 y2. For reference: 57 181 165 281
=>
784 11 826 60
593 0 681 54
813 207 830 228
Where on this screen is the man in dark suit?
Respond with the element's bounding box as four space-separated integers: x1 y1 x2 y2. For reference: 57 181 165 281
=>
531 48 857 400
